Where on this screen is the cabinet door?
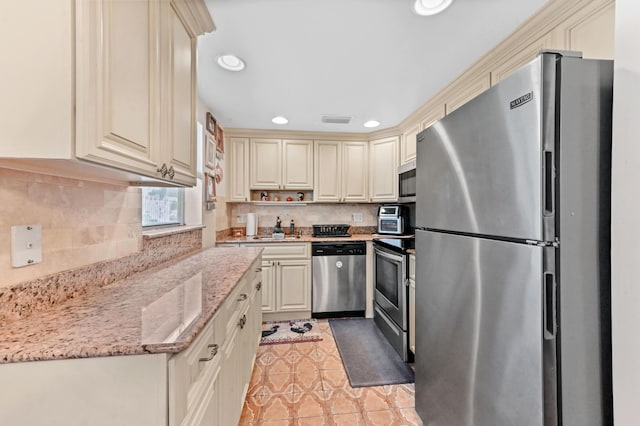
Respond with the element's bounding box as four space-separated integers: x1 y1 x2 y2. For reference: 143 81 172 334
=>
228 137 250 202
555 0 614 60
342 142 369 202
369 136 399 202
314 140 342 202
76 0 161 176
401 124 420 165
282 140 313 189
261 261 276 313
250 139 281 189
165 3 197 186
445 72 492 114
420 104 446 131
276 260 311 312
490 32 556 85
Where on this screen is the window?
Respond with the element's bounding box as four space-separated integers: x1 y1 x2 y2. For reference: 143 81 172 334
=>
141 187 185 227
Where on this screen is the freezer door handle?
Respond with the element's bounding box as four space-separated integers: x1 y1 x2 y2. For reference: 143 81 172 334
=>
543 150 555 216
543 272 557 339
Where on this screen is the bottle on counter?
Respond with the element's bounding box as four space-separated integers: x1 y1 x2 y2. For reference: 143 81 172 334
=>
289 219 295 235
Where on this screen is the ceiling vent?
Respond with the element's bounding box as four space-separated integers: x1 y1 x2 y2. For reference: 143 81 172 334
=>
321 115 352 124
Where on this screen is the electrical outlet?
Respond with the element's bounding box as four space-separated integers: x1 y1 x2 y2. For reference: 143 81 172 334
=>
237 214 246 224
352 213 363 222
11 225 42 268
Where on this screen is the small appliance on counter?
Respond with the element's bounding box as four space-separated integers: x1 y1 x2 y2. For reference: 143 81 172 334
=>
377 205 408 235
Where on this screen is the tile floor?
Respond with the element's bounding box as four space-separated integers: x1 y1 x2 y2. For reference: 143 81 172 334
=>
239 319 423 425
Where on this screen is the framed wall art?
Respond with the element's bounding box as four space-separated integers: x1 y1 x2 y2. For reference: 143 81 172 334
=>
215 123 225 153
205 172 216 202
205 133 216 169
206 112 216 135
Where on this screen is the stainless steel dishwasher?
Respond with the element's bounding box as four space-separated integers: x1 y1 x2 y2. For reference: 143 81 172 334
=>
311 241 366 318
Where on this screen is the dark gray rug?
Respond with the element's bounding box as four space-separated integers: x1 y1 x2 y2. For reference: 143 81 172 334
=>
329 318 414 388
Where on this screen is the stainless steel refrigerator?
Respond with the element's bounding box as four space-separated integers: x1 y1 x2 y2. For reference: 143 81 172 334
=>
414 52 613 426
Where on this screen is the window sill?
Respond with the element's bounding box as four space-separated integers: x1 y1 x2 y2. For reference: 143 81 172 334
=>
142 224 206 240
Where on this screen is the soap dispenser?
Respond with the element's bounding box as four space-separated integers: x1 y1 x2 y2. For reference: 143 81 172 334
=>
289 219 295 235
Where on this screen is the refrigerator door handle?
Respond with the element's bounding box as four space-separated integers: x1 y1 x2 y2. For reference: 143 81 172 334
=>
543 272 557 339
543 150 555 216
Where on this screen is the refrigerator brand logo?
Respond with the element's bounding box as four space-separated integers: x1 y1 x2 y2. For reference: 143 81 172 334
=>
510 92 533 109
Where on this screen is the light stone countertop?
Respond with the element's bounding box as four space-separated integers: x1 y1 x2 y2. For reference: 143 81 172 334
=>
216 234 381 244
0 246 263 364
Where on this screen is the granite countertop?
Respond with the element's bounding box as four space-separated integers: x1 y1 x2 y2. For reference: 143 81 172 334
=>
217 233 384 244
0 246 263 364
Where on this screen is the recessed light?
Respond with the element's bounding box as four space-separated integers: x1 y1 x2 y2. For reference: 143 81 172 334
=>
272 116 288 125
413 0 453 16
364 120 380 128
217 54 245 71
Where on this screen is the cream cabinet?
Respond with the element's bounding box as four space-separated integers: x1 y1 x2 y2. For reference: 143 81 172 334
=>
242 243 312 320
369 136 399 202
0 255 262 426
314 140 368 202
250 139 313 190
0 0 213 186
409 254 416 355
445 72 492 114
228 137 251 202
420 104 446 130
490 32 557 85
400 124 420 165
553 0 615 60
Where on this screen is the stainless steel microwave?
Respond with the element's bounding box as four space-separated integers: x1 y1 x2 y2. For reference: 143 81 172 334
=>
397 160 416 203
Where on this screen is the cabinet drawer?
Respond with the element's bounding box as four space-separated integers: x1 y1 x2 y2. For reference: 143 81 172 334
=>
168 311 221 426
241 243 309 259
220 275 252 338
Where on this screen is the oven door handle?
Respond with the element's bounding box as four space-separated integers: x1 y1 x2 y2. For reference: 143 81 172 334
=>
374 247 404 263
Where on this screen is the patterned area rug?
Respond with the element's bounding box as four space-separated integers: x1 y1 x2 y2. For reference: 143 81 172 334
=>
259 319 322 345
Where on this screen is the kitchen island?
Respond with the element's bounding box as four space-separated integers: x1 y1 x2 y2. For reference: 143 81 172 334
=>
0 246 263 426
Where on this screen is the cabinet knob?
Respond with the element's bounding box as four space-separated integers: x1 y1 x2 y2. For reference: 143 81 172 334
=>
256 281 262 291
255 267 262 272
167 166 175 179
237 293 248 302
198 343 218 362
157 163 168 177
238 314 247 329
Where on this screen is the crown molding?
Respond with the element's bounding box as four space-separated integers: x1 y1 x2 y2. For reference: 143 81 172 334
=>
172 0 215 36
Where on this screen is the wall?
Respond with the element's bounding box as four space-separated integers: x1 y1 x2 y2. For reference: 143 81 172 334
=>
611 0 640 422
227 203 379 233
0 168 140 289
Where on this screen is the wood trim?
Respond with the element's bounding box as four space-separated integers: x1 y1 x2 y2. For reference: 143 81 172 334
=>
171 0 215 36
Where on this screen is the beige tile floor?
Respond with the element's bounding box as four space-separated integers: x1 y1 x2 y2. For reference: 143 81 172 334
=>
239 319 423 425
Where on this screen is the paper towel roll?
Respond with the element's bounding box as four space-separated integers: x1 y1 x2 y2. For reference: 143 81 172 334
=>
246 213 257 236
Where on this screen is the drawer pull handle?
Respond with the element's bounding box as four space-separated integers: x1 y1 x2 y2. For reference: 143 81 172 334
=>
237 293 248 302
238 314 247 329
256 281 262 291
199 344 218 362
167 166 175 180
256 267 262 272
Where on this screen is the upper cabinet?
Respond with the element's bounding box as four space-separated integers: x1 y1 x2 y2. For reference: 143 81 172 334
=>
250 139 313 190
369 136 399 202
400 124 420 166
0 0 214 186
228 137 250 202
553 0 615 60
445 72 492 115
314 140 368 202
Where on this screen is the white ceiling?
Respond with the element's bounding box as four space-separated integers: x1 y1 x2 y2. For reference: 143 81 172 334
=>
198 0 549 133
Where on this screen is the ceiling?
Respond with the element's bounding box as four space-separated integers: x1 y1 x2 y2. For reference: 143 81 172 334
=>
198 0 549 133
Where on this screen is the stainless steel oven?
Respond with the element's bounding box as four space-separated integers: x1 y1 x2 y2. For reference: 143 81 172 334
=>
372 238 414 362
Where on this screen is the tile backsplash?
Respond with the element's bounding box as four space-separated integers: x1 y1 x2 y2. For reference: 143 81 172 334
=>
227 203 379 231
0 168 141 288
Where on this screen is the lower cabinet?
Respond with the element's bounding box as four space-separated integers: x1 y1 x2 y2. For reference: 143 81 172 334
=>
242 243 311 320
0 256 262 426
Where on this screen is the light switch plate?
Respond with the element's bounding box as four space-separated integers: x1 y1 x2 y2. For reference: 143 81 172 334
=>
11 225 42 268
352 213 364 222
